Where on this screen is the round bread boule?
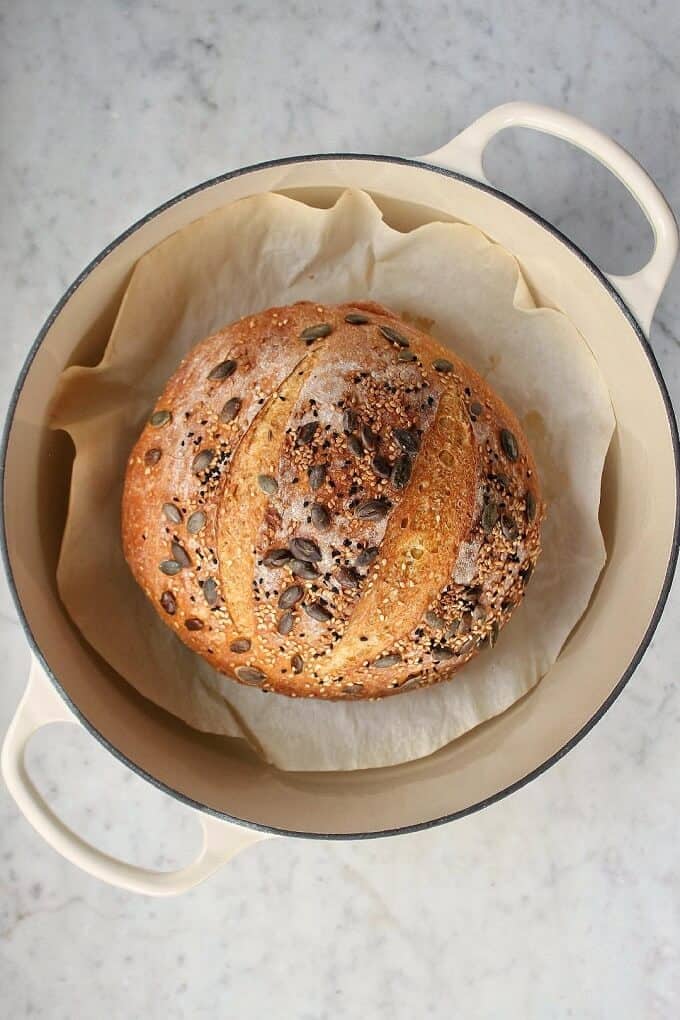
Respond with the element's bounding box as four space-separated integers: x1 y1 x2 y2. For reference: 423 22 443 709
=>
122 301 544 699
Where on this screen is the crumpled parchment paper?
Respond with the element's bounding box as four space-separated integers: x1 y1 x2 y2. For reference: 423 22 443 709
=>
51 189 615 771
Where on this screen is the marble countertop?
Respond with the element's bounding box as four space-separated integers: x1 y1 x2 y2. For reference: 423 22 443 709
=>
1 2 679 1017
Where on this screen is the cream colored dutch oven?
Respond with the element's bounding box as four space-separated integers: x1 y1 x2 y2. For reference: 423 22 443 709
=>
2 103 678 896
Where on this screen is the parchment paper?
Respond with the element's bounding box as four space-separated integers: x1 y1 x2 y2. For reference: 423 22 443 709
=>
51 189 615 771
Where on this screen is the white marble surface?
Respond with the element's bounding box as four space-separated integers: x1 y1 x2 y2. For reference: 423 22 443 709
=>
1 1 679 1017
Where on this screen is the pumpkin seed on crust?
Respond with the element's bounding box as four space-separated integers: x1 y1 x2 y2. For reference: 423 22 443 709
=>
207 359 237 381
235 666 266 685
299 323 333 343
149 410 172 428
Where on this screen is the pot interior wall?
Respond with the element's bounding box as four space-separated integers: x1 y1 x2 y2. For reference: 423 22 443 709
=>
3 160 676 835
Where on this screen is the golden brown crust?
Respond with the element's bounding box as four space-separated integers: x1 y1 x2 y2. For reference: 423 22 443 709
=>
122 301 544 699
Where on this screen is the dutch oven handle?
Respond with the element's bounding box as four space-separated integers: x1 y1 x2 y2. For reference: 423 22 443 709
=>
1 659 270 896
422 101 678 334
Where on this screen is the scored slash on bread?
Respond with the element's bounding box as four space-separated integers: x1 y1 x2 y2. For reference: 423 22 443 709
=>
122 301 544 700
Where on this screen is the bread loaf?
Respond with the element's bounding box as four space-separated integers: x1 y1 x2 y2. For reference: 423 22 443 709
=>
122 301 544 699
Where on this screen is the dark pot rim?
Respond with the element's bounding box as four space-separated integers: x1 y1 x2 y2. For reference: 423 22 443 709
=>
2 153 679 840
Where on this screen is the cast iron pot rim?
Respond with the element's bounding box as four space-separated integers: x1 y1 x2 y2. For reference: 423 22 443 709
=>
2 153 679 841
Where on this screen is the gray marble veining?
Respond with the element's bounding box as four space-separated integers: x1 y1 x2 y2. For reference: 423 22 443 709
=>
1 1 679 1017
